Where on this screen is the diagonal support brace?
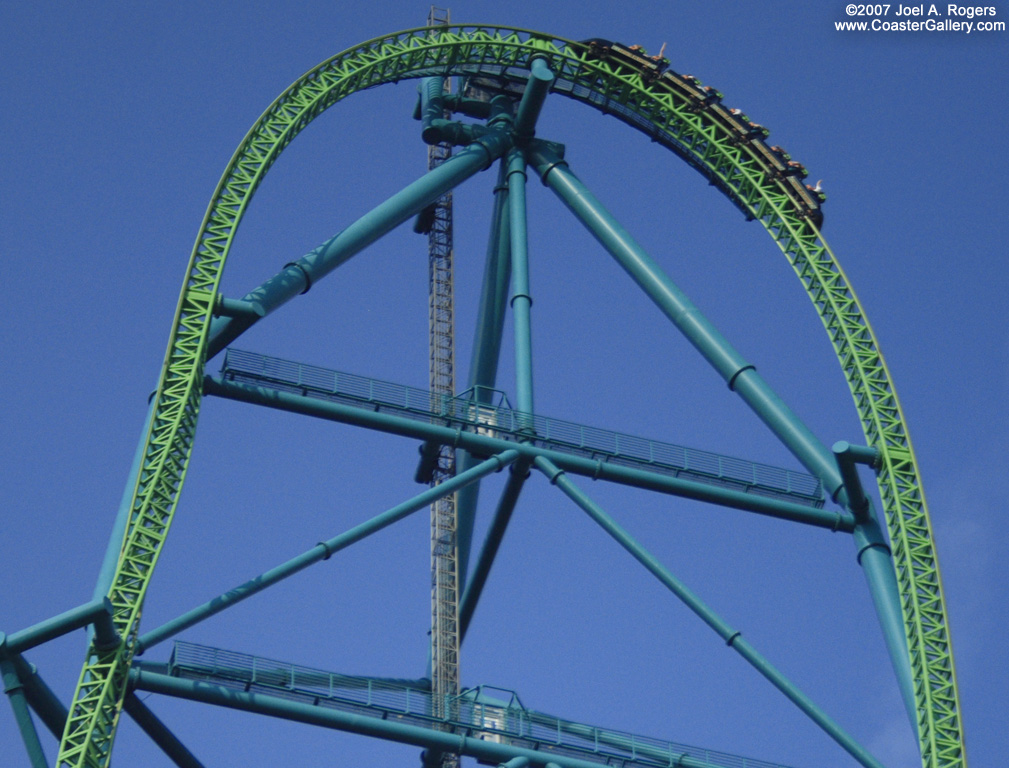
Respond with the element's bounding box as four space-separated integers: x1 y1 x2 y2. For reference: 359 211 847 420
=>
534 455 889 768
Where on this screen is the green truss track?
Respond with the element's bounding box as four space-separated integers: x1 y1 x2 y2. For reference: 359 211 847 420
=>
57 25 965 768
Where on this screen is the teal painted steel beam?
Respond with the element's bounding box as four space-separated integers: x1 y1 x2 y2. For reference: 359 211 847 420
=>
507 149 535 429
466 161 513 399
527 144 914 726
2 599 116 655
204 375 854 532
534 456 888 768
8 654 68 739
213 296 265 322
129 668 714 768
1 656 48 768
526 143 844 496
499 758 531 768
512 57 554 141
123 692 206 768
93 400 154 604
419 77 500 147
835 442 917 734
833 441 879 519
459 458 533 641
419 77 447 144
456 160 513 589
206 130 514 358
137 449 519 653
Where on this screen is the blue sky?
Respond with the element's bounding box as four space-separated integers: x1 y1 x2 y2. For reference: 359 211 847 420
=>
1 2 1005 767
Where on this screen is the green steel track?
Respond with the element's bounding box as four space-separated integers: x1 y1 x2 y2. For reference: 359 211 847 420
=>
57 25 964 768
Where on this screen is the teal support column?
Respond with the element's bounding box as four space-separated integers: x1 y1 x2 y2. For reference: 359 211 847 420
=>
455 160 513 589
526 143 842 491
123 692 206 768
835 442 917 733
207 130 514 358
1 656 48 768
459 457 533 641
8 654 68 739
534 456 888 768
138 449 518 653
419 77 446 143
507 149 535 431
528 143 913 725
94 399 154 603
512 57 554 141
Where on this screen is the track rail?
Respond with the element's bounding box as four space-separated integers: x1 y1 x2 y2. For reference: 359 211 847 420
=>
58 25 963 768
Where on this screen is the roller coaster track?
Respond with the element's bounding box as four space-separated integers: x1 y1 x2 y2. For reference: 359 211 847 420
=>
57 25 964 768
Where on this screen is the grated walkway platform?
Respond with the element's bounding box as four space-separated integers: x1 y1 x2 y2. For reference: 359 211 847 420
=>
162 641 803 768
218 349 824 508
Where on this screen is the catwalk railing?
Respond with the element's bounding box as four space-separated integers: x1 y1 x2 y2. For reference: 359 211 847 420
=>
164 641 802 768
219 349 824 508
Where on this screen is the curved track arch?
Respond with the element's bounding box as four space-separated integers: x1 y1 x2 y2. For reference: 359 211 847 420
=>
58 25 964 768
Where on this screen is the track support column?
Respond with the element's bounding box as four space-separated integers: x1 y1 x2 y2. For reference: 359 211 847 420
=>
506 148 535 431
1 655 48 768
527 142 913 725
455 160 513 592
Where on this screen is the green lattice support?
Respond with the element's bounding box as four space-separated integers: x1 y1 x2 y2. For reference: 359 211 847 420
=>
58 26 964 767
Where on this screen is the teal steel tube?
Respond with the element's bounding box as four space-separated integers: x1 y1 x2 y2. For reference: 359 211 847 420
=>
507 149 535 426
528 145 913 724
9 654 68 739
3 598 114 655
456 160 513 589
94 400 154 603
204 375 854 532
123 692 206 768
1 657 48 768
207 130 514 358
534 456 888 768
213 296 265 321
526 145 843 494
459 458 532 641
512 57 554 140
499 758 530 768
833 440 915 728
137 449 518 653
129 668 713 768
420 77 446 143
833 441 878 518
466 161 513 399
